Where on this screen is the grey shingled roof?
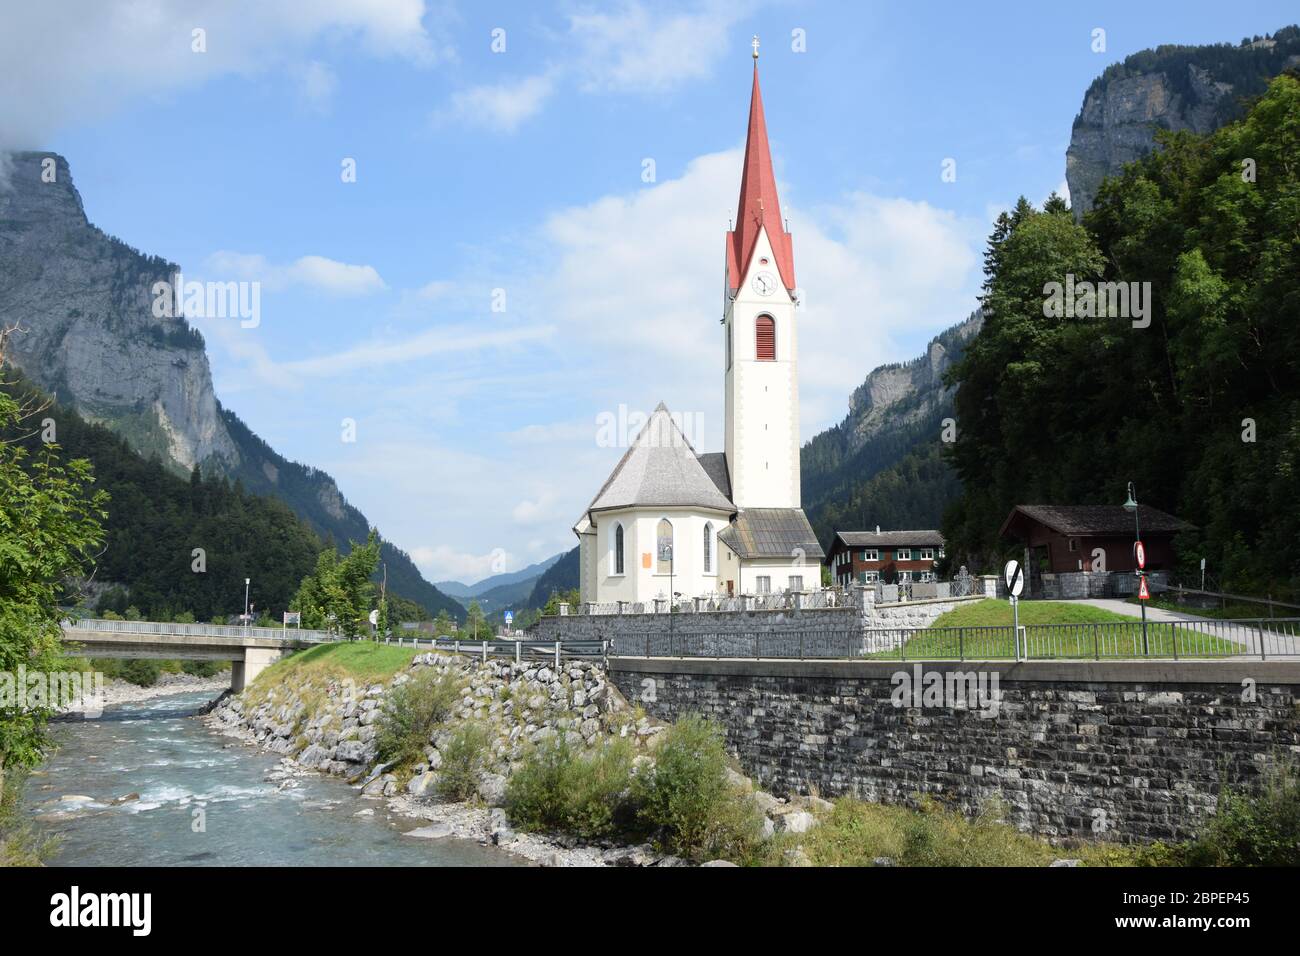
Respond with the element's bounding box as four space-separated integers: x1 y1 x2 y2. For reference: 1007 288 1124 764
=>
582 403 735 516
696 452 732 501
835 530 945 549
718 508 825 560
1000 504 1193 538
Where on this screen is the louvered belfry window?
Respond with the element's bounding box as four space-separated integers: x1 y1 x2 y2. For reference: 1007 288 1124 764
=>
755 315 775 361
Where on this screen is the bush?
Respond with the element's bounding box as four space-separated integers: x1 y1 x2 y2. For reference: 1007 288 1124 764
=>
0 769 55 866
506 737 637 840
376 669 461 768
118 658 161 687
437 723 493 801
630 714 763 861
1184 763 1300 866
181 660 226 678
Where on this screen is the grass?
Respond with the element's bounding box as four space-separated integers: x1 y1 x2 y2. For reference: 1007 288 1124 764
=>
767 796 1179 867
249 640 422 688
864 599 1240 659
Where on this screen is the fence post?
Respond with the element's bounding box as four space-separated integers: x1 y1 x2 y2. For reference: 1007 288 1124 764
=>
481 640 488 663
646 633 650 658
554 642 561 668
515 641 521 665
799 632 804 661
1093 624 1099 661
959 627 964 662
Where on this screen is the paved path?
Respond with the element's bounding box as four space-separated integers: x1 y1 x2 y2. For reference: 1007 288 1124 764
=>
1061 598 1300 657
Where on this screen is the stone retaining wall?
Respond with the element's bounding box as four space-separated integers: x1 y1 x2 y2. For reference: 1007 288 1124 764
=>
608 657 1300 842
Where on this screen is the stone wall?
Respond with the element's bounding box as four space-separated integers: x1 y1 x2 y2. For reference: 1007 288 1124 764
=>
608 656 1300 842
532 591 986 657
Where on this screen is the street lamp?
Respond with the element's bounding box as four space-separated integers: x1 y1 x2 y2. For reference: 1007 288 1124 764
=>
244 577 251 636
1122 483 1148 655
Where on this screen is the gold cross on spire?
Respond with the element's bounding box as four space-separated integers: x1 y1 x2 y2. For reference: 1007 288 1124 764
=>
752 35 760 60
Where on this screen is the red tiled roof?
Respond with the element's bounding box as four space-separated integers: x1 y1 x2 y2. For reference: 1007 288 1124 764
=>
726 65 795 293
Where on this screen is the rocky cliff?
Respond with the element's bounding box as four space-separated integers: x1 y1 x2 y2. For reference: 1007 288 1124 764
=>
800 312 980 542
0 150 461 619
1066 26 1300 216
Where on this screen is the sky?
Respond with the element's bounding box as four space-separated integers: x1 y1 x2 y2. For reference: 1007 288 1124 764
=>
0 0 1295 586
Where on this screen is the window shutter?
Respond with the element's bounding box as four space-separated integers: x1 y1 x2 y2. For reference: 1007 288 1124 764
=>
755 316 775 361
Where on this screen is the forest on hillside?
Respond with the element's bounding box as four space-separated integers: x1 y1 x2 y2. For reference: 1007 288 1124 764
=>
944 73 1300 598
0 373 444 621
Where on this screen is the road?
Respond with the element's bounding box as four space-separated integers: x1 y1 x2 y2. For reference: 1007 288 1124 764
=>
1064 598 1300 657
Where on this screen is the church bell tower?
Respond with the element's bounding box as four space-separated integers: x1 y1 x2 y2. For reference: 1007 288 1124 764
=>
723 37 801 511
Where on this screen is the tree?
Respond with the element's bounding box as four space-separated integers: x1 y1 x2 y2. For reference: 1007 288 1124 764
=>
465 600 486 640
0 326 107 792
290 530 381 638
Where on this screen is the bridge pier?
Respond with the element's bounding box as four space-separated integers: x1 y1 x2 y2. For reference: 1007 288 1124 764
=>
230 647 284 693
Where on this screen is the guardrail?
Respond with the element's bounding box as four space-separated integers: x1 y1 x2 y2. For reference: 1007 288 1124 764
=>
606 618 1300 661
62 618 333 643
384 635 608 665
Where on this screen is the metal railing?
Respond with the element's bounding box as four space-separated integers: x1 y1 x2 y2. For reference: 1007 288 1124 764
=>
606 618 1300 661
62 618 333 642
383 635 608 663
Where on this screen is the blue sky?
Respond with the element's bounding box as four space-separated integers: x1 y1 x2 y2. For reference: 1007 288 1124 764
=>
2 0 1295 584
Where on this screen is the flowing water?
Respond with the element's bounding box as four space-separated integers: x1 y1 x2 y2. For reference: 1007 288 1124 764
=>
25 690 522 867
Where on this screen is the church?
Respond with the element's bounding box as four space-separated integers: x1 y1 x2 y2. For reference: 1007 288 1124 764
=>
573 44 824 605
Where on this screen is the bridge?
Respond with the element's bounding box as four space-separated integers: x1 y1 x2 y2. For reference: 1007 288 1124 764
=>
60 619 333 691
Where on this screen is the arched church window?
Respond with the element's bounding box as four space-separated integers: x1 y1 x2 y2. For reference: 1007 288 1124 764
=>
612 523 625 575
703 522 713 573
756 315 775 361
656 519 674 574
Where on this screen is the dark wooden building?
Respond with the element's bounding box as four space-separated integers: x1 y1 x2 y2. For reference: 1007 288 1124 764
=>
999 504 1193 577
826 529 945 586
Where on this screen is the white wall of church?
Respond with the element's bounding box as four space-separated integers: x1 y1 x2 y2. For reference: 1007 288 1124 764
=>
590 508 732 605
724 225 801 510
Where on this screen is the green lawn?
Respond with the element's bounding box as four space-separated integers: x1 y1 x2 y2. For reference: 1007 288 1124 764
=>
252 640 421 687
865 599 1240 660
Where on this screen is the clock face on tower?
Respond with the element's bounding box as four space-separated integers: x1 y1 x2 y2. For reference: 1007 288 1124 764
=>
752 271 777 296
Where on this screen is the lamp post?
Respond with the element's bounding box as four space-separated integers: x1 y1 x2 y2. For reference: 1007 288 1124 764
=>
244 577 251 636
1122 483 1148 655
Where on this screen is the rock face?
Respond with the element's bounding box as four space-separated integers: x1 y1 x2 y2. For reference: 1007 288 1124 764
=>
0 152 237 471
1066 28 1300 217
0 150 462 618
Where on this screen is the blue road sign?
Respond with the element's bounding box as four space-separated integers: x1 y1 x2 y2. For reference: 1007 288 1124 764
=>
504 610 514 626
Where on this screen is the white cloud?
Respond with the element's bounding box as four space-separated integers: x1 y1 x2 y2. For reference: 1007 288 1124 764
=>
435 72 556 132
0 0 451 149
280 322 555 377
567 0 748 94
291 60 339 114
536 148 983 437
204 252 388 296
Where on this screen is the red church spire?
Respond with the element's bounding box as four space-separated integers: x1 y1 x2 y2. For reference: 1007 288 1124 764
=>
727 44 795 294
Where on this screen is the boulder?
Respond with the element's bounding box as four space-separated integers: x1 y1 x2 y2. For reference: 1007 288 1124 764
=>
407 772 439 798
477 772 508 807
699 860 739 867
773 809 817 834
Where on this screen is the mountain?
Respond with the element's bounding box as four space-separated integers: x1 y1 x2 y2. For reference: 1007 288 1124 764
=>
1066 25 1300 215
437 551 565 599
1 369 322 620
799 312 981 547
525 547 579 609
0 151 462 620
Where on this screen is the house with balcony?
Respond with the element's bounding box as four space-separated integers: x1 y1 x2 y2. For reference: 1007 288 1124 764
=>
826 529 945 587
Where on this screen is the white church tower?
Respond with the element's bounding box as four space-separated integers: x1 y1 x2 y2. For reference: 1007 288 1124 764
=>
574 39 824 605
723 39 801 510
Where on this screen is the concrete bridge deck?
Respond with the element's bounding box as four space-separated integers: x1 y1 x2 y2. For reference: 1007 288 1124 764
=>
60 619 332 691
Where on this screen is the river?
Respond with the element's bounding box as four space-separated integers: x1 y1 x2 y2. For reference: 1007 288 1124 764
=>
25 690 523 867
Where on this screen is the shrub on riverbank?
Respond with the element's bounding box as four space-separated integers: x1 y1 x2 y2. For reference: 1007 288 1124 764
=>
436 722 493 801
1182 763 1300 866
632 715 765 861
0 770 55 867
505 737 637 841
376 669 462 767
